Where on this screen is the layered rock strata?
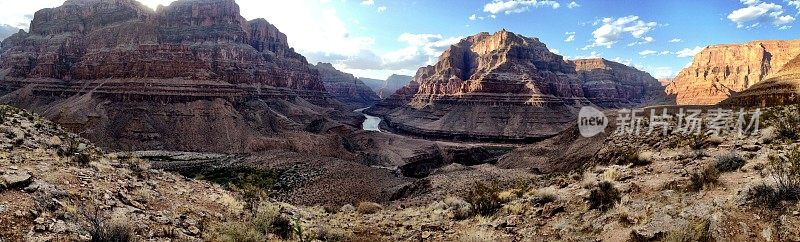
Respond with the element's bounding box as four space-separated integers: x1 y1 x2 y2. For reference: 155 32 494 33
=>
368 30 662 141
723 53 800 106
0 0 349 152
666 40 800 105
314 62 379 108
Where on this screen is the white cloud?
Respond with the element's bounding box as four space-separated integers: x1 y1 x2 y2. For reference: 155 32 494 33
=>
611 57 632 66
469 14 478 20
483 0 561 15
550 48 560 54
779 25 793 29
380 33 462 69
564 32 576 42
728 0 795 28
567 1 581 8
646 67 675 79
573 51 602 59
585 15 657 49
669 38 682 43
676 46 704 58
377 6 387 12
638 50 657 56
659 50 672 55
789 0 800 10
361 0 375 6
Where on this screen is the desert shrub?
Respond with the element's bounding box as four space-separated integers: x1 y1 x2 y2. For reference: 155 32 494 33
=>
81 203 134 242
763 105 800 141
210 222 267 242
444 197 473 220
356 202 383 214
271 215 294 239
529 188 558 206
674 132 709 150
688 165 720 192
315 226 350 242
497 189 521 203
292 218 316 242
714 153 746 172
602 167 622 181
662 218 714 242
206 203 294 241
748 147 800 208
601 148 653 167
587 181 621 211
72 152 92 166
464 182 503 216
768 148 800 198
746 184 780 208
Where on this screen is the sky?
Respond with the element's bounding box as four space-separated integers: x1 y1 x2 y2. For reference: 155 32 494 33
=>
0 0 798 80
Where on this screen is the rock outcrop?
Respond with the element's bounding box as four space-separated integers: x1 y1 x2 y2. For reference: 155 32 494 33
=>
572 58 666 107
0 0 354 152
368 30 662 141
723 52 800 106
314 62 379 108
666 40 800 105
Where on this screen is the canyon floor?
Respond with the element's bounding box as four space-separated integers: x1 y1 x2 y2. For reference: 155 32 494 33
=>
2 104 800 242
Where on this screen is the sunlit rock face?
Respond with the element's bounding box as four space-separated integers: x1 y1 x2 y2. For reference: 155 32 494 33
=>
0 0 351 152
368 30 663 141
666 40 800 105
723 51 800 107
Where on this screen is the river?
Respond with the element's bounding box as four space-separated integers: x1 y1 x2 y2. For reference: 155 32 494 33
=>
354 108 382 132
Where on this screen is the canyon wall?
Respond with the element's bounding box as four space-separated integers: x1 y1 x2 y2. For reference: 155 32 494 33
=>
314 62 380 108
666 40 800 105
368 30 663 141
0 0 354 153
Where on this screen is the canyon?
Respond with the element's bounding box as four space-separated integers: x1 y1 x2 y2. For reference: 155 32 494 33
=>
666 40 800 105
367 30 665 142
0 0 359 153
2 0 800 241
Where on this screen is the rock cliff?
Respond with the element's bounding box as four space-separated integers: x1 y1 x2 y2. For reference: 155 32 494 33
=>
666 40 800 105
0 0 354 152
572 58 665 107
722 52 800 107
368 30 662 141
314 62 379 108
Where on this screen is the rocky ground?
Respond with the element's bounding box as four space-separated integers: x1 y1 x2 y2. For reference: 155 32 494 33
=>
4 102 800 242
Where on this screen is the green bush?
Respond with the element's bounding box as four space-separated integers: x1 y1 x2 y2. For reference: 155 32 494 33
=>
587 181 621 211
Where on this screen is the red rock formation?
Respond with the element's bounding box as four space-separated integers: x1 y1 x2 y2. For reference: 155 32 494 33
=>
0 0 352 152
368 30 663 141
572 58 666 107
722 52 800 107
314 62 379 108
666 40 800 105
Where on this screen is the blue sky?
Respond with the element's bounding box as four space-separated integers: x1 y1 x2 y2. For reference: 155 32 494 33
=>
1 0 798 79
